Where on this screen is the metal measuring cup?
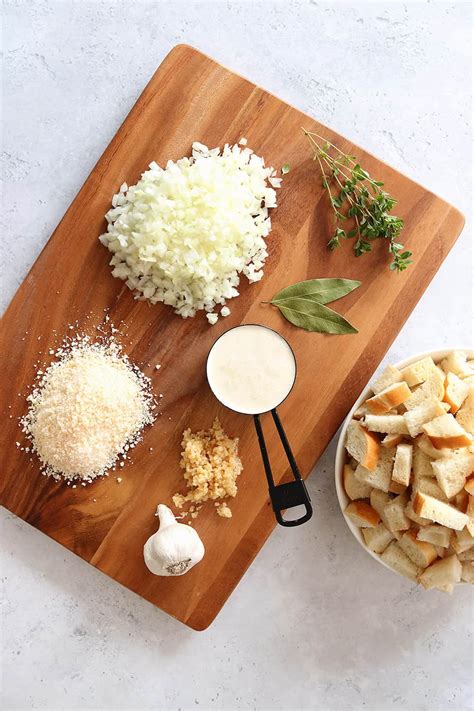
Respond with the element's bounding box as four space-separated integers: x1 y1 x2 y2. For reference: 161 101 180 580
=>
206 324 313 527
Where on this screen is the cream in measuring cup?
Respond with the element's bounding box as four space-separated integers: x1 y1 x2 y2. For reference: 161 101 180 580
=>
207 324 312 527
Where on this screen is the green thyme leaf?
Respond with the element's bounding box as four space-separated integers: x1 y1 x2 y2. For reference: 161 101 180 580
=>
302 128 412 272
270 277 361 305
271 297 358 334
281 163 291 174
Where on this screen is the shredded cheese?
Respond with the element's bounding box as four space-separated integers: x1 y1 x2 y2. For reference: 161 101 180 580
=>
21 337 154 482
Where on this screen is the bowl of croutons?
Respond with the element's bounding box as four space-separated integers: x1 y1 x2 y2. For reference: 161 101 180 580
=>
335 349 474 592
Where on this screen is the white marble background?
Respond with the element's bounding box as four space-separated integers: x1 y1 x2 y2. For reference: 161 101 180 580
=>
1 1 473 710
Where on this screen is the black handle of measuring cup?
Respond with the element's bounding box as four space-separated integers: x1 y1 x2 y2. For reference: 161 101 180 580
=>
253 410 313 527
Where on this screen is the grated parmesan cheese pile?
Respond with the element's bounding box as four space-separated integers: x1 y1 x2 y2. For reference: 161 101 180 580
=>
172 418 242 518
99 140 281 323
21 337 154 483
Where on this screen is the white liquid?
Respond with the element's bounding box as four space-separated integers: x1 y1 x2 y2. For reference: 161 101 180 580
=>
207 325 296 415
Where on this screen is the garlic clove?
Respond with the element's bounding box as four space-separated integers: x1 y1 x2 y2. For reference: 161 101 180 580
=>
143 504 205 576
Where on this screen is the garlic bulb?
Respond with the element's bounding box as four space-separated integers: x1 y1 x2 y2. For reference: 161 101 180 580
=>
144 504 205 576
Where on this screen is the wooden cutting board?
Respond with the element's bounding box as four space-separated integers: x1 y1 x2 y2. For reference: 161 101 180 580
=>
0 45 464 630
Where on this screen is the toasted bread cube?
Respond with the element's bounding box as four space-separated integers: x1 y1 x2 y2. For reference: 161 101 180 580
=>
456 389 474 436
459 548 474 562
366 382 411 415
423 413 473 450
372 365 403 394
405 499 431 527
455 490 469 513
392 443 413 487
345 421 380 471
399 530 437 568
416 433 451 460
404 399 447 438
466 495 474 537
443 372 470 414
417 524 452 548
451 527 474 555
401 357 439 387
370 489 391 515
354 447 394 493
362 523 394 554
383 493 410 532
413 446 436 479
403 368 445 411
465 475 474 495
381 433 404 449
441 351 473 378
419 554 462 590
345 500 380 528
381 541 422 581
365 414 409 435
353 403 370 420
461 562 474 584
413 492 469 530
343 464 372 501
388 480 407 495
432 450 474 498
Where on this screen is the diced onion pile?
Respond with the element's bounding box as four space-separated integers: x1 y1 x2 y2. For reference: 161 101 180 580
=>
99 141 281 322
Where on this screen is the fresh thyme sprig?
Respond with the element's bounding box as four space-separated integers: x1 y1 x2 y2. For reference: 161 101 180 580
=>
303 129 412 272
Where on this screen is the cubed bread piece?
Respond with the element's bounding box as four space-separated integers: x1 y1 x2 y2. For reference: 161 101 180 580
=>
401 357 439 387
354 447 394 493
456 389 474 436
383 493 410 532
465 475 474 495
391 443 413 487
443 372 470 414
432 450 474 498
404 399 447 438
403 368 445 410
441 351 473 378
413 446 435 479
372 365 403 394
451 527 474 555
416 433 451 460
381 433 404 449
345 421 380 471
412 475 448 502
399 530 437 568
405 499 431 527
388 480 407 495
419 554 462 590
370 489 391 516
353 403 370 419
454 490 469 513
461 562 474 584
413 492 469 530
345 500 380 528
343 464 372 501
381 541 422 581
417 524 452 548
466 495 474 537
362 523 394 554
365 414 409 435
459 548 474 561
366 382 411 415
423 413 473 450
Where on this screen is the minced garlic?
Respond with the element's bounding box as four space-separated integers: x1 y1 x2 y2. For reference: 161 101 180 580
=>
172 418 242 518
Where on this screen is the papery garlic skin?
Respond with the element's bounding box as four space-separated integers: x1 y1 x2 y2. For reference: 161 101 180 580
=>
144 504 205 576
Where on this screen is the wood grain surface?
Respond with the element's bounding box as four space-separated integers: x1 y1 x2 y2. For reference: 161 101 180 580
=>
0 45 464 630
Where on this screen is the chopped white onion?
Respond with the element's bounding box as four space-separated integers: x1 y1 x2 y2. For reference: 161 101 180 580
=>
99 141 279 320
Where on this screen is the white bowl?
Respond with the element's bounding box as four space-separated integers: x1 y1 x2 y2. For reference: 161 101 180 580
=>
335 348 474 580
